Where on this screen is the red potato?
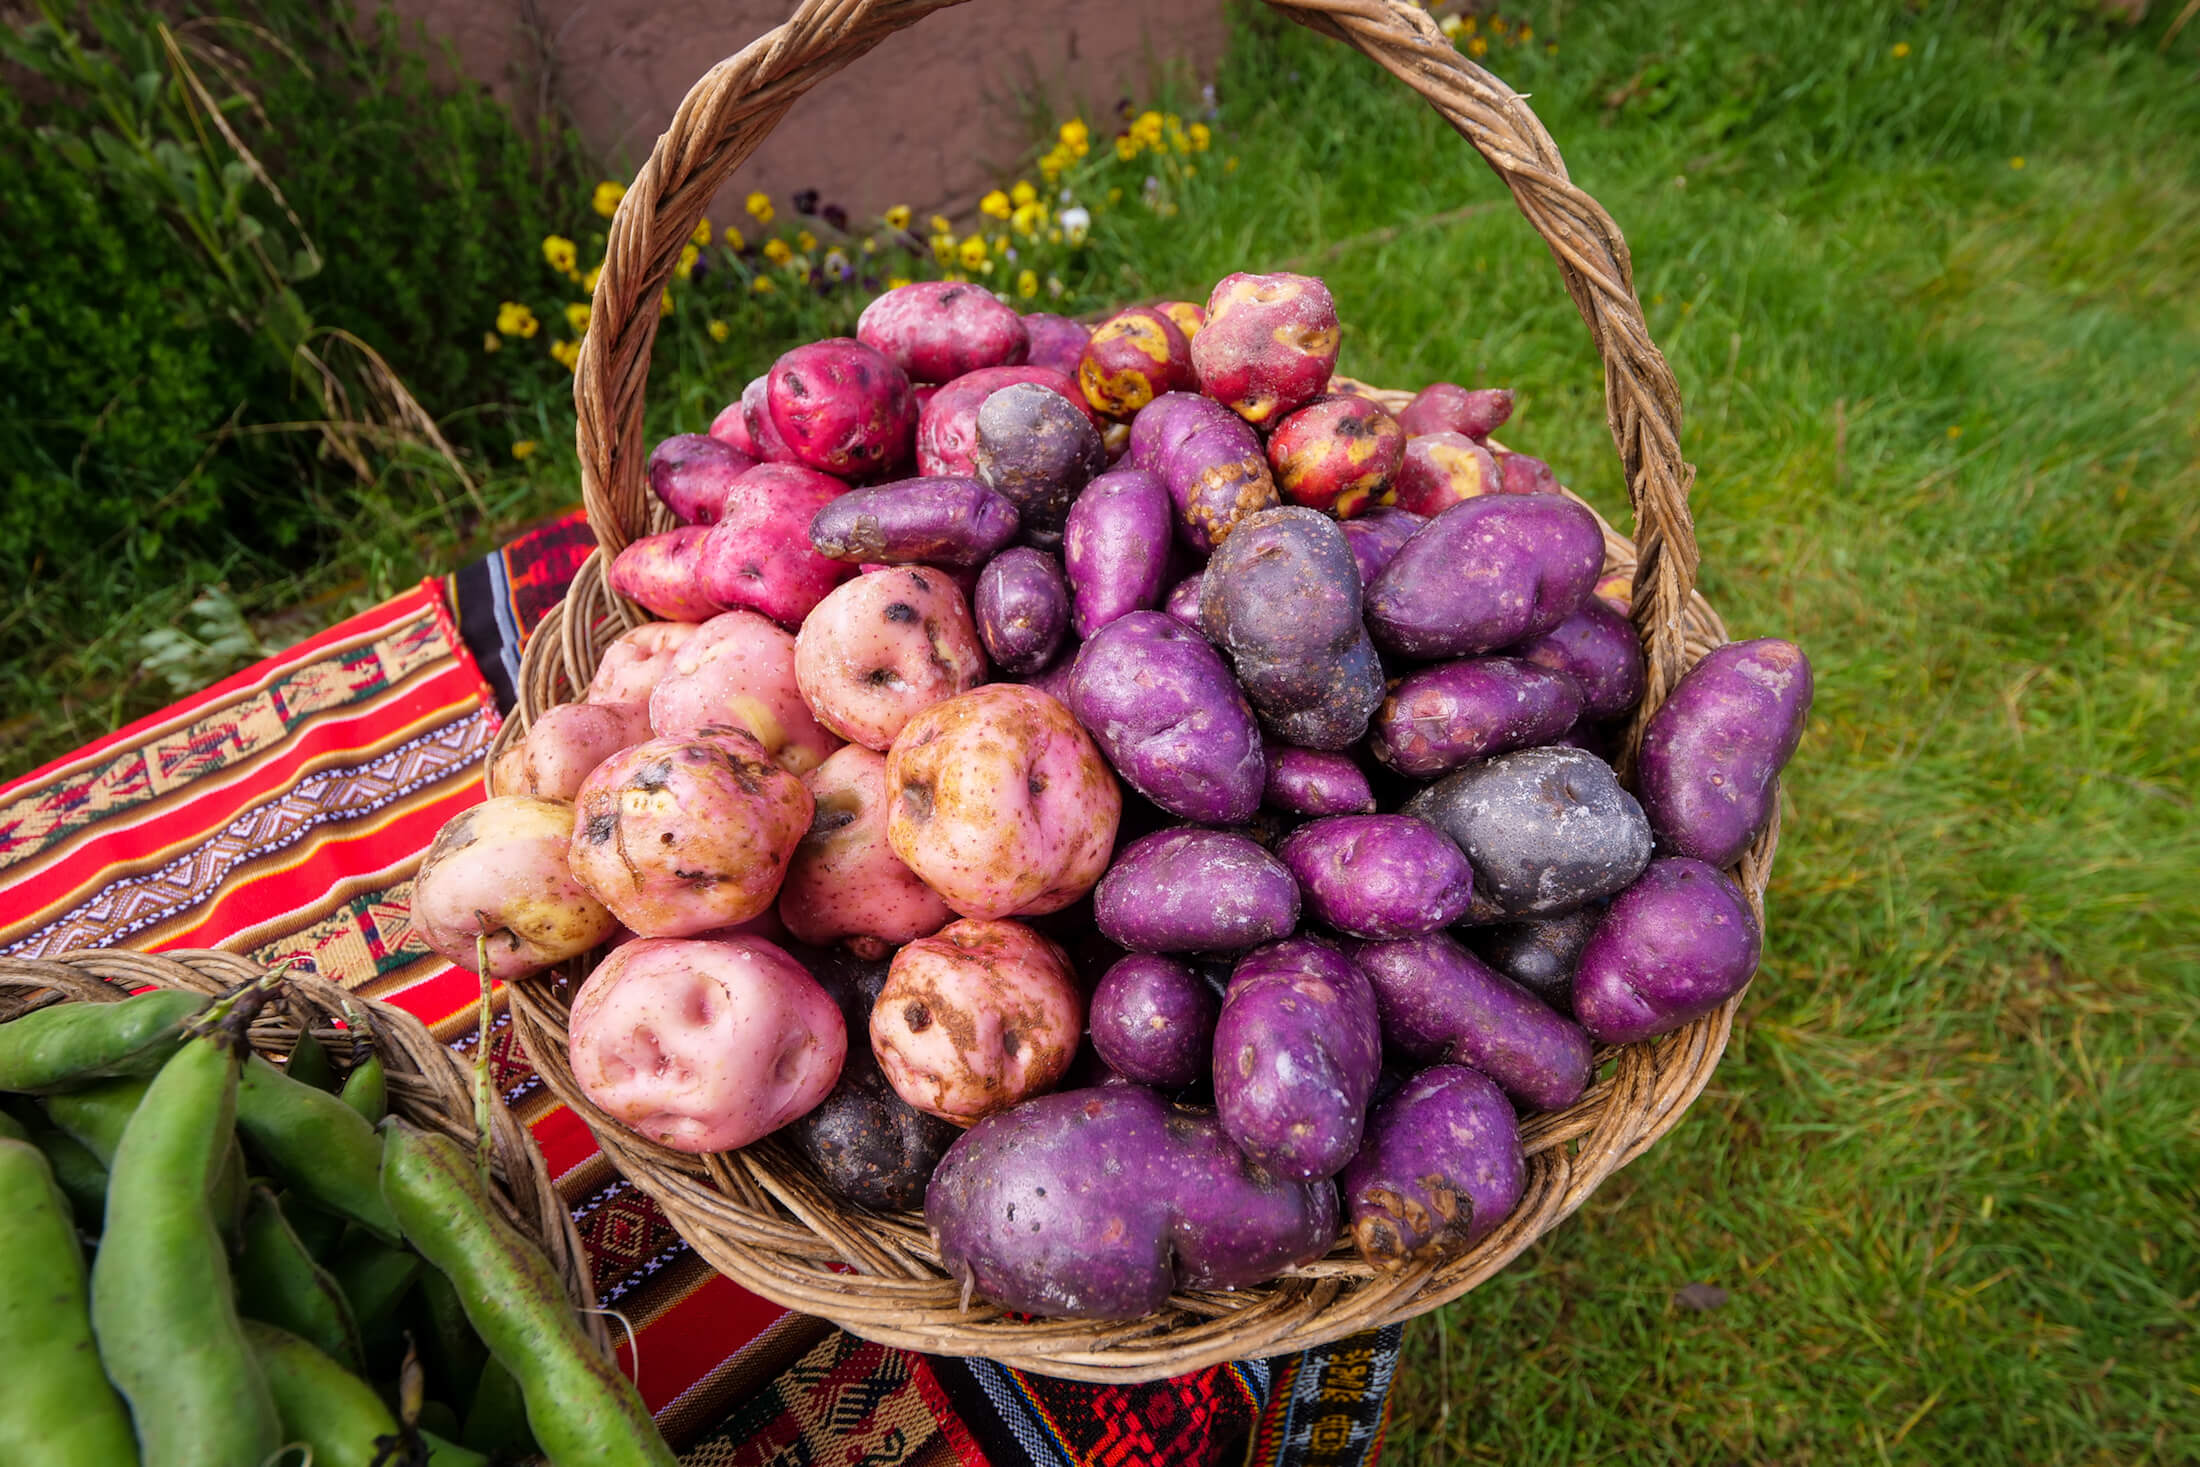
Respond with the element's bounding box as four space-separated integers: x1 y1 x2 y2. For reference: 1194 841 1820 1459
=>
608 527 723 623
766 338 917 478
1191 272 1340 426
742 375 799 463
1396 384 1514 442
793 567 987 750
695 463 855 628
567 731 813 936
915 365 1099 477
567 936 845 1152
501 701 652 801
587 621 700 705
858 281 1029 382
1154 299 1207 341
1021 313 1093 377
1077 306 1195 419
648 609 842 775
779 745 952 957
648 432 755 525
1390 432 1502 517
709 397 760 457
885 684 1121 920
1496 451 1559 496
1267 394 1406 517
870 919 1084 1125
414 796 618 982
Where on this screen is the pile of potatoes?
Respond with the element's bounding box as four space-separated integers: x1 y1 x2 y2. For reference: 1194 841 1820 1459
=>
418 272 1812 1319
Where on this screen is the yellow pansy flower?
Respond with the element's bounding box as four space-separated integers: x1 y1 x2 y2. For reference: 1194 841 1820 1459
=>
1059 117 1090 154
931 233 956 266
745 191 775 224
1468 35 1488 57
582 264 602 292
884 204 912 231
795 229 817 253
1011 180 1038 206
1132 110 1164 146
550 338 580 370
980 189 1012 220
1115 134 1139 161
958 235 989 270
495 301 539 338
511 440 538 460
991 233 1008 255
1016 269 1038 299
723 225 747 252
861 238 877 254
591 180 626 217
541 235 578 275
752 275 776 294
1011 201 1046 237
887 275 912 290
482 332 501 354
692 217 713 247
930 214 954 235
708 318 730 342
676 242 700 280
565 302 591 334
1189 122 1212 152
1891 41 1912 58
763 238 793 265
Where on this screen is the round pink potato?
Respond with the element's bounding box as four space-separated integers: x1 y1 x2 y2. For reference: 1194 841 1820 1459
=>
587 621 700 705
1021 313 1092 377
1077 306 1194 420
1267 394 1406 517
779 745 953 957
609 527 722 623
709 397 760 456
696 463 855 628
742 375 799 463
1390 432 1502 517
793 567 986 750
649 610 841 774
1154 299 1207 342
1497 451 1560 496
568 936 845 1152
1191 272 1340 426
869 919 1083 1125
916 365 1099 477
1396 383 1514 442
415 796 618 981
567 731 814 936
503 701 652 800
885 684 1121 920
858 281 1028 383
648 432 755 526
766 338 917 478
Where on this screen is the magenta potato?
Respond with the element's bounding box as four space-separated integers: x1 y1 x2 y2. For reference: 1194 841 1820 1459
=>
1497 451 1559 496
742 373 798 463
1154 299 1207 341
1063 466 1173 639
1507 597 1647 722
1077 306 1194 419
1370 656 1586 779
1192 272 1340 426
806 477 1021 569
1066 611 1263 824
857 281 1028 382
1635 638 1813 867
974 381 1109 545
1396 383 1514 441
1163 572 1204 625
648 609 841 775
648 432 755 525
1339 506 1425 588
1021 312 1093 377
766 338 917 478
1263 744 1376 817
696 462 854 628
1573 858 1762 1045
1267 394 1405 518
1092 827 1299 954
1389 432 1502 518
871 918 1083 1125
1277 814 1476 940
1089 955 1219 1088
1462 904 1606 1011
710 397 760 457
608 527 722 623
414 796 618 981
1402 746 1652 923
915 365 1098 478
777 745 952 957
974 547 1070 675
1341 1064 1524 1267
1365 494 1605 660
1213 937 1383 1182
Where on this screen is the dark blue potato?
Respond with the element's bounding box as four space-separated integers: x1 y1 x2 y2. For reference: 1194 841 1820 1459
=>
1370 656 1586 779
1263 744 1376 817
1063 467 1174 638
1090 955 1220 1087
1067 611 1264 824
1572 858 1761 1044
1093 827 1299 954
1213 938 1384 1182
1506 596 1647 722
1402 746 1651 924
1276 814 1475 939
1199 507 1385 751
1462 904 1606 1011
974 547 1070 675
1341 1064 1524 1267
974 382 1110 549
807 477 1021 568
1636 638 1814 867
1339 506 1425 587
1364 494 1605 659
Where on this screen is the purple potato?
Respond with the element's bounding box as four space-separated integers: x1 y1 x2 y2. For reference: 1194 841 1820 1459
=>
1093 827 1300 954
973 548 1070 675
1263 744 1376 817
1022 312 1093 378
1156 409 1281 554
1063 467 1173 638
1339 506 1426 587
1507 597 1647 722
1277 814 1476 940
1214 938 1383 1181
1636 639 1813 867
1365 495 1605 659
974 382 1110 549
807 476 1021 568
1067 611 1264 824
1125 391 1238 475
1572 858 1761 1044
1462 905 1606 1011
1017 640 1082 703
1342 1064 1524 1266
1552 718 1623 763
1164 572 1204 626
648 432 756 525
1402 746 1652 923
1165 1104 1339 1290
1090 954 1220 1087
1346 931 1594 1112
1370 656 1586 779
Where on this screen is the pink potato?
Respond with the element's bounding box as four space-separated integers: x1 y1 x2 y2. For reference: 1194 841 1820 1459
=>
916 365 1100 477
858 281 1029 382
648 432 755 525
1154 299 1207 341
503 701 653 801
1496 451 1560 496
779 745 953 957
1077 306 1195 420
1021 313 1093 377
609 527 723 623
414 795 618 982
793 567 986 750
709 397 760 457
742 375 799 463
567 731 814 937
567 936 845 1152
885 684 1121 920
869 919 1083 1125
648 609 842 775
1594 569 1634 615
1191 272 1340 426
1267 394 1407 517
1396 383 1514 442
766 338 918 478
587 620 700 705
1390 432 1502 517
696 463 855 628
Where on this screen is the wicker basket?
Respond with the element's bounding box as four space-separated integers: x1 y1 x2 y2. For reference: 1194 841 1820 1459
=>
486 0 1780 1382
0 947 612 1361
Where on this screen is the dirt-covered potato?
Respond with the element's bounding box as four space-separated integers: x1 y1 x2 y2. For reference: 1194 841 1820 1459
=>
1339 506 1425 588
1066 611 1264 823
502 701 652 801
915 366 1098 478
885 684 1121 920
1396 384 1514 441
1263 744 1377 817
1276 814 1477 939
870 919 1083 1125
1365 494 1605 659
1369 656 1586 779
1077 306 1195 419
974 382 1109 546
1390 432 1502 518
648 432 755 525
765 338 917 478
1093 827 1299 954
567 935 845 1152
696 463 855 628
807 477 1021 568
1131 391 1280 553
1507 597 1647 722
777 745 952 957
648 609 841 775
794 567 986 750
1191 272 1340 426
415 796 618 980
609 527 722 622
1496 450 1558 496
974 547 1071 675
1636 638 1813 867
1267 394 1406 517
1214 938 1383 1181
1089 955 1218 1088
1341 1064 1524 1267
1462 905 1606 1011
1063 466 1173 638
587 621 699 705
1402 746 1652 923
1572 858 1762 1044
567 731 813 936
1021 312 1092 377
857 281 1028 382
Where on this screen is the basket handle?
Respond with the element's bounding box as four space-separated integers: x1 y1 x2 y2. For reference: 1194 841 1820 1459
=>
572 0 1701 712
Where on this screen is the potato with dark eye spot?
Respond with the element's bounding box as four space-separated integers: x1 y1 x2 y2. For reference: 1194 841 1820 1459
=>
765 338 917 478
695 463 855 628
415 796 618 981
1077 306 1194 419
1190 272 1340 426
1266 394 1405 518
974 382 1109 548
869 919 1083 1125
778 745 951 957
793 568 987 750
916 366 1101 477
857 280 1029 382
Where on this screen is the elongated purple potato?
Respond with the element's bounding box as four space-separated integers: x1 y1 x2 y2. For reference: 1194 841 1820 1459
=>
1277 814 1475 939
648 432 756 525
973 548 1070 675
1126 391 1239 474
1164 573 1204 625
1022 312 1093 378
1402 746 1652 923
1339 506 1425 587
1508 597 1646 721
1371 657 1585 779
807 477 1021 568
1572 858 1761 1044
1063 467 1174 638
1263 744 1376 817
1636 638 1813 867
1093 827 1299 954
1342 1064 1524 1266
1167 1105 1339 1290
1158 410 1279 553
1463 905 1605 1011
1090 955 1219 1087
1067 611 1264 824
1346 931 1594 1112
1366 495 1605 659
1214 939 1383 1181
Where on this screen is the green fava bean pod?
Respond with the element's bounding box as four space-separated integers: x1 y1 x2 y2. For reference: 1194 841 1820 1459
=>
0 987 207 1093
284 1026 340 1091
0 1108 24 1141
5 1104 110 1229
329 1239 422 1369
43 1075 247 1237
242 1320 490 1467
236 1185 366 1373
0 1138 140 1467
339 1043 388 1124
235 1052 401 1242
462 1356 539 1459
413 1265 490 1405
380 1118 677 1467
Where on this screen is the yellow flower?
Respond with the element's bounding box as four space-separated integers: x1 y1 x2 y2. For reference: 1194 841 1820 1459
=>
763 237 794 265
495 301 539 338
958 235 989 270
1468 36 1489 57
482 331 501 354
1518 24 1533 42
708 318 730 342
591 180 626 218
1189 122 1211 152
884 204 912 231
991 233 1009 255
1115 134 1139 161
1490 14 1508 34
931 233 956 266
861 238 877 254
930 214 954 235
1011 180 1038 207
1059 117 1090 155
1108 186 1124 203
1132 110 1164 147
887 275 912 290
511 439 538 460
980 189 1012 220
979 259 994 276
1891 41 1911 58
565 302 591 334
1223 157 1238 174
2009 155 2026 169
722 225 747 252
1441 14 1465 38
1185 164 1197 178
1948 425 1963 439
1011 201 1046 237
1048 228 1061 243
582 264 602 292
550 338 580 371
1016 268 1038 299
1546 42 1558 54
541 235 578 275
795 229 817 253
675 242 700 280
752 275 776 294
745 191 775 224
660 290 674 318
1462 14 1478 33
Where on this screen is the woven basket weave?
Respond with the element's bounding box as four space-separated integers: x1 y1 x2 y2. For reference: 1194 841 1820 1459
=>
487 0 1780 1382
